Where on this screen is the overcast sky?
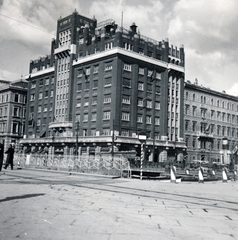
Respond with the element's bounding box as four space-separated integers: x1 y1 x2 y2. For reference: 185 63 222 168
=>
0 0 238 95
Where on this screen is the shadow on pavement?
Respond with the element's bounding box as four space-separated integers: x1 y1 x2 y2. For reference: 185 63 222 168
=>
0 193 45 203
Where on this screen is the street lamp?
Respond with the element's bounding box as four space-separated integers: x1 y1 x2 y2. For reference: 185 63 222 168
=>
75 121 80 156
139 133 147 180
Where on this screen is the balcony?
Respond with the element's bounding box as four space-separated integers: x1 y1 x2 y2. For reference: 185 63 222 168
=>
197 131 214 139
54 43 71 58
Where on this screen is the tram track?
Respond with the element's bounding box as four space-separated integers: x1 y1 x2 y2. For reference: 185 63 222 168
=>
2 170 238 213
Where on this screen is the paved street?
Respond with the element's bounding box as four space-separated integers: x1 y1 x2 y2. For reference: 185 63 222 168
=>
0 169 238 240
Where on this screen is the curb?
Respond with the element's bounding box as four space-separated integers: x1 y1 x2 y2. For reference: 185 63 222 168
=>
16 167 120 179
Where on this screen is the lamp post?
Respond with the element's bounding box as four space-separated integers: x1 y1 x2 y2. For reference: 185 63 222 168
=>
139 134 147 180
75 121 80 156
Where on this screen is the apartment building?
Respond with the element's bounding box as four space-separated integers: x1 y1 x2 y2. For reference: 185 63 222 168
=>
21 10 186 163
0 79 27 151
184 80 238 164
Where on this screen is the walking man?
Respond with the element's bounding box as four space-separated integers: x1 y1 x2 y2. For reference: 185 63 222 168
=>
4 144 14 170
0 142 4 171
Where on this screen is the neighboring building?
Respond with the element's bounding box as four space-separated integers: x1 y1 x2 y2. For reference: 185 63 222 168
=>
0 79 28 152
21 10 186 163
184 80 238 165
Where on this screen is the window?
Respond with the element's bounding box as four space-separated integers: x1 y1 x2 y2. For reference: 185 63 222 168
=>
193 93 195 101
92 113 97 121
92 96 97 105
211 125 214 133
155 102 160 110
227 128 230 137
147 84 152 92
192 122 196 132
39 92 43 99
121 130 129 137
155 86 160 94
105 77 112 85
122 112 130 121
122 95 130 104
38 106 42 112
39 80 43 86
222 113 225 122
86 68 90 76
105 64 112 71
138 82 144 91
222 126 225 136
103 129 110 135
51 90 53 97
45 91 48 98
85 82 90 90
14 94 18 103
147 70 153 77
227 114 230 123
30 94 35 101
137 115 143 123
12 123 18 134
91 129 96 136
123 78 131 87
201 108 207 118
13 107 19 117
139 67 144 75
37 119 41 126
185 105 189 115
211 110 215 119
185 121 189 131
44 104 47 112
146 116 151 124
123 63 131 71
104 95 111 103
192 106 196 116
31 82 36 88
93 66 99 74
192 138 196 148
77 83 82 91
155 117 160 125
147 100 152 108
103 111 111 120
185 92 188 100
156 72 161 79
93 80 98 88
83 113 88 122
138 99 143 107
45 78 49 85
84 98 89 106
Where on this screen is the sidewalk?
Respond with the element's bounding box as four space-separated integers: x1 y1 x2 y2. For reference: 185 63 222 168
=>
0 169 238 240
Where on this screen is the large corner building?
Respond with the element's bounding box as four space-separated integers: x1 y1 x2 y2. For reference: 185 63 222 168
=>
21 11 186 163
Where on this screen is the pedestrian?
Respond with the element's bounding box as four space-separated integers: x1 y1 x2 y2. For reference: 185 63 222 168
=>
0 142 4 171
4 144 15 170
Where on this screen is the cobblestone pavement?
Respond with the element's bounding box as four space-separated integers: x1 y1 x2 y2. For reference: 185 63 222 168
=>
0 169 238 240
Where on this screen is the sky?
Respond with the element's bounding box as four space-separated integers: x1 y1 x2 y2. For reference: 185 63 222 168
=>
0 0 238 95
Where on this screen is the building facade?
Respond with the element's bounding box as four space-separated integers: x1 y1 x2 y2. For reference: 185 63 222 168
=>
0 79 27 151
184 80 238 164
21 11 186 163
